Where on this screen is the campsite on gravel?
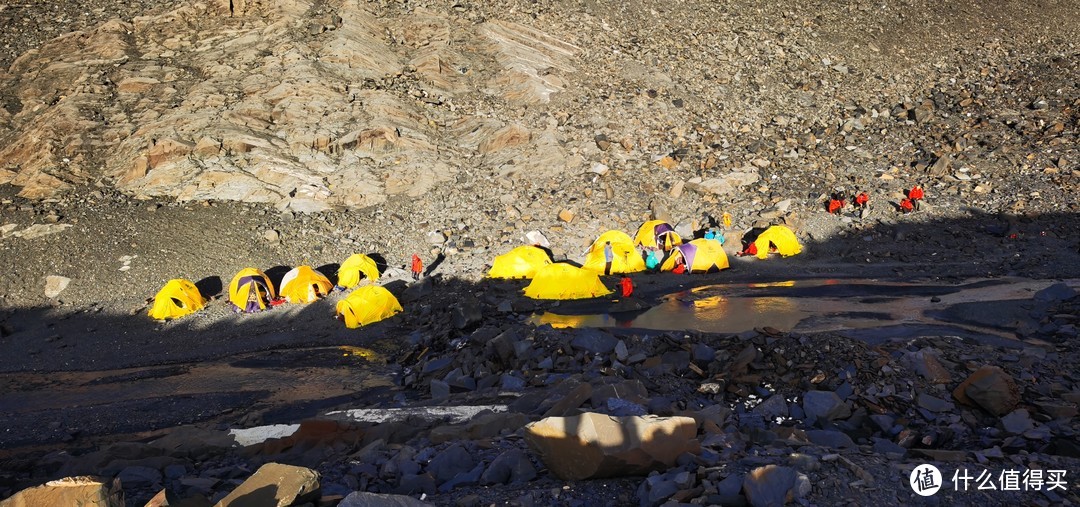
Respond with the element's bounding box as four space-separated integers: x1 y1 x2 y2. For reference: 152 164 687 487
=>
0 0 1078 505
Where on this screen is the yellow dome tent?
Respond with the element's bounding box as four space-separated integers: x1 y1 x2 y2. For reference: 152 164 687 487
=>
524 263 612 300
337 253 380 289
148 279 206 321
752 225 802 259
228 268 277 313
634 220 683 251
660 239 730 273
336 285 403 328
488 245 553 279
582 230 645 274
279 265 334 304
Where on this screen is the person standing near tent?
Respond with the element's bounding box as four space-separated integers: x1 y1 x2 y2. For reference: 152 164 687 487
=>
828 195 845 215
672 254 688 274
620 276 634 297
855 192 869 209
411 254 423 280
603 241 614 275
909 184 925 211
645 248 660 272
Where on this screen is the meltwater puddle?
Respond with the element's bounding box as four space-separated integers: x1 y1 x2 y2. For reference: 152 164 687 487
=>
530 278 1074 346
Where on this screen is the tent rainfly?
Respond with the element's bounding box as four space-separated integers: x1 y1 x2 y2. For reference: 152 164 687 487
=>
524 263 612 300
488 245 553 279
634 220 683 251
661 239 730 273
336 285 403 328
338 254 380 289
148 279 206 320
228 268 277 313
279 265 334 303
582 230 645 274
751 225 802 259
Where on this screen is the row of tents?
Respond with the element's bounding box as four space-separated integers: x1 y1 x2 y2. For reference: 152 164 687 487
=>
148 253 401 328
488 222 802 300
148 221 802 323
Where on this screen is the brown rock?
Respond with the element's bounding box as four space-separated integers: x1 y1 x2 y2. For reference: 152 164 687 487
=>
657 156 678 170
214 462 320 507
742 465 798 507
194 137 222 156
147 138 195 170
477 124 531 154
430 412 529 444
952 365 1020 416
669 180 685 198
253 419 364 455
544 382 593 417
558 209 574 223
523 413 699 480
144 489 212 507
116 77 161 94
0 476 123 507
906 348 952 384
1033 400 1077 420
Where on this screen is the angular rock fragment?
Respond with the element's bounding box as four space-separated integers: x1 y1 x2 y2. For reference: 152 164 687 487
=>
523 413 699 480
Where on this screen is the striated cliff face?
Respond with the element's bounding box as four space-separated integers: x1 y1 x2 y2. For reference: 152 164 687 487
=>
0 0 584 211
0 0 1077 223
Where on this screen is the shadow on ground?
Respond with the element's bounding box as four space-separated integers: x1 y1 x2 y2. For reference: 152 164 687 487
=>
0 210 1076 452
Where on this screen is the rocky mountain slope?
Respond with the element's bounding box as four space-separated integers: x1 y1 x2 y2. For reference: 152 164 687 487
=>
2 0 1078 212
1 0 1078 312
0 1 1079 506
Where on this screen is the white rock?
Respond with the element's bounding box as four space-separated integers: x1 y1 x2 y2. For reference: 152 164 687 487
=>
426 231 447 244
45 276 71 298
10 223 72 240
525 230 550 248
686 171 760 196
588 163 610 176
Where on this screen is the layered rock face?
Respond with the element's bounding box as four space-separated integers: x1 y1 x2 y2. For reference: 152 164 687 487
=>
0 0 581 211
2 0 1077 226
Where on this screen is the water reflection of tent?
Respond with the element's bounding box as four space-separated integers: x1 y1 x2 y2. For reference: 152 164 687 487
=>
634 220 682 250
488 245 553 279
582 230 645 274
660 239 730 273
745 225 802 259
148 279 206 320
336 285 403 328
279 265 333 303
525 263 612 300
337 254 380 289
533 312 592 329
228 268 277 313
